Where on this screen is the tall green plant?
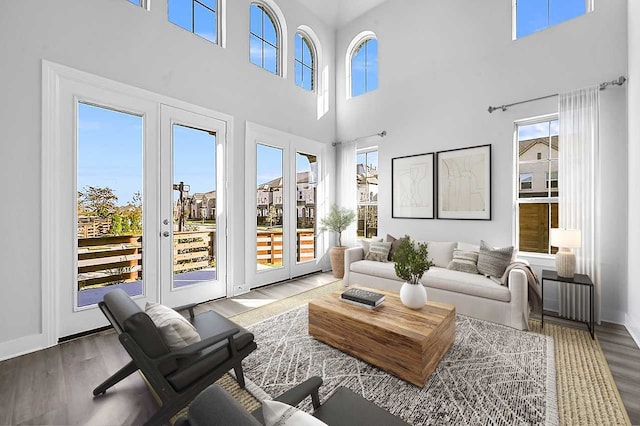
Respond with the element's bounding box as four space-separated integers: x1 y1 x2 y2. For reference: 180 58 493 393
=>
318 205 356 247
393 236 433 284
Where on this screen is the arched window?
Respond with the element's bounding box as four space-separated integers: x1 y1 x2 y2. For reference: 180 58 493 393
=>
250 3 279 75
348 33 378 98
295 32 315 91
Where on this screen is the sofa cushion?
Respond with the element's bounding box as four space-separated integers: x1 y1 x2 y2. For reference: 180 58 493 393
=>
365 241 392 262
350 259 399 282
477 240 514 278
447 249 479 274
426 241 456 268
422 268 511 302
358 237 383 257
385 234 409 261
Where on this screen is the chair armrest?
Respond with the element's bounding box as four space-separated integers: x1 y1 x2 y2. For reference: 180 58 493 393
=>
152 327 240 364
274 376 323 409
175 302 198 321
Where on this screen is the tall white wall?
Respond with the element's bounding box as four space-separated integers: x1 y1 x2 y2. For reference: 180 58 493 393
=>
336 0 628 323
627 0 640 345
0 0 335 347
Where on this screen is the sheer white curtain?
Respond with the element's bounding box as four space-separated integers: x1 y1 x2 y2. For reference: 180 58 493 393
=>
558 86 601 323
337 140 357 247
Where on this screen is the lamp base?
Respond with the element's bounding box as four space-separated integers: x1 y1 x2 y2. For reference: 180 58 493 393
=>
556 250 576 278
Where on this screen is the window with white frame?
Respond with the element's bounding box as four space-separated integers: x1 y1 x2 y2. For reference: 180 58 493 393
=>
295 32 315 91
514 0 593 39
356 149 378 238
516 117 559 254
250 3 279 75
168 0 219 44
349 35 378 98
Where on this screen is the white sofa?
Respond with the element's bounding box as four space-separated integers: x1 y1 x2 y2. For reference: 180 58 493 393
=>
343 241 530 330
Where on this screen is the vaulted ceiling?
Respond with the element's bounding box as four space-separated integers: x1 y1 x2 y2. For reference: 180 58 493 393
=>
299 0 387 28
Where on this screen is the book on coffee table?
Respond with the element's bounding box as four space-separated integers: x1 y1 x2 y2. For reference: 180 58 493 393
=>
340 288 385 307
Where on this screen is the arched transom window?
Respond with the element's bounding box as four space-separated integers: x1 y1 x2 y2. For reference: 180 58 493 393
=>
295 32 315 91
250 3 279 75
349 35 378 97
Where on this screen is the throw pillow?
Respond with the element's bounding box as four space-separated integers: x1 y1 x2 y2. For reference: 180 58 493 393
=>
426 241 456 268
358 236 383 257
145 302 201 350
477 240 514 278
262 400 327 426
365 241 392 262
386 234 409 261
457 241 480 253
447 249 480 274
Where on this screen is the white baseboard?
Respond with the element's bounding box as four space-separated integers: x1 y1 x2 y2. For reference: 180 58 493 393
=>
0 333 51 362
626 312 640 348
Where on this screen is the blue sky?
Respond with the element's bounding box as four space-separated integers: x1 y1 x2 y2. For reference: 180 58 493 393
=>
516 0 586 38
168 0 217 44
518 119 559 140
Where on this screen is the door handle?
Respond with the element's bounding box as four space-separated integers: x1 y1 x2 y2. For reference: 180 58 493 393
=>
162 231 170 237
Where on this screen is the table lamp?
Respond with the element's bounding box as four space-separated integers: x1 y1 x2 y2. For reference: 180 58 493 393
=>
550 228 582 278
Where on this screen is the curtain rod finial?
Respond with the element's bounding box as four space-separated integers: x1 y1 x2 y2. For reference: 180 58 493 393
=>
379 130 387 137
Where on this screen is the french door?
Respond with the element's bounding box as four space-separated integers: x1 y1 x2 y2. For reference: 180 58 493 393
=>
245 122 326 289
54 72 228 338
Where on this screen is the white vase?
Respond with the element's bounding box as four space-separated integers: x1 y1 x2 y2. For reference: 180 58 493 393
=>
399 282 427 309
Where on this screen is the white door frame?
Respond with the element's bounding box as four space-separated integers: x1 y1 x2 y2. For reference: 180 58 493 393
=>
244 122 327 289
159 104 228 307
41 61 233 347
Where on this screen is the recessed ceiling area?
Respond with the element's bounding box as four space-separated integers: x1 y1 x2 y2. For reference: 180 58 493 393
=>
299 0 387 28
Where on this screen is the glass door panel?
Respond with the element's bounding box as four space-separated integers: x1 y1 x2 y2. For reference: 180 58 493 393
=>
172 124 217 289
295 152 317 263
256 144 285 270
76 102 144 308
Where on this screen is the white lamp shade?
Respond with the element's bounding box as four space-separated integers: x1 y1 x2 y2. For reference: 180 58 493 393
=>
550 228 582 249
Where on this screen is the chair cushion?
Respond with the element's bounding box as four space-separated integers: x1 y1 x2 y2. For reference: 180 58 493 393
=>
313 387 408 426
145 302 201 350
262 400 327 426
166 310 256 391
103 289 170 360
188 384 261 426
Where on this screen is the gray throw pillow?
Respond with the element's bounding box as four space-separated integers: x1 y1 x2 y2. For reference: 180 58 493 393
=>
477 240 514 278
447 249 479 274
366 241 392 262
386 234 408 261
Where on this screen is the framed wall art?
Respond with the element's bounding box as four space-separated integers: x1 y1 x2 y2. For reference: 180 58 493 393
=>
391 153 435 219
436 144 491 220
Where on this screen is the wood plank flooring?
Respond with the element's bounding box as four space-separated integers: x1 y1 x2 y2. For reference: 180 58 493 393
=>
0 271 638 425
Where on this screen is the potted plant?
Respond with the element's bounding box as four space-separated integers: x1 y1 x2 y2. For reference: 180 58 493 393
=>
393 236 433 309
319 205 357 278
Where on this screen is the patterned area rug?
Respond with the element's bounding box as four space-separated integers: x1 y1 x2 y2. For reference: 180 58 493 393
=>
243 305 558 426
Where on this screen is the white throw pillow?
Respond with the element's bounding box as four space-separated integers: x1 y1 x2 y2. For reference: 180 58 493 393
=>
262 400 327 426
358 236 383 257
457 241 480 253
365 241 392 262
427 241 456 268
145 302 201 350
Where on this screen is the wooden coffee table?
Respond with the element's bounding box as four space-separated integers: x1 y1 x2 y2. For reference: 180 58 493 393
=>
308 286 455 387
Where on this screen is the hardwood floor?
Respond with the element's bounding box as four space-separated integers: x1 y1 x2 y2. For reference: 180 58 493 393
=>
0 271 638 425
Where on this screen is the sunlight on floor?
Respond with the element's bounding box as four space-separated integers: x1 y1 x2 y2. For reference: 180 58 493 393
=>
232 298 278 309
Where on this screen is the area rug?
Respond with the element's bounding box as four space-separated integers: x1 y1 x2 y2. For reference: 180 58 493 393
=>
242 305 558 426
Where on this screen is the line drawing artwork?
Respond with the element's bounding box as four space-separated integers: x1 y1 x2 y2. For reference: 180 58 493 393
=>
441 154 486 212
392 153 434 218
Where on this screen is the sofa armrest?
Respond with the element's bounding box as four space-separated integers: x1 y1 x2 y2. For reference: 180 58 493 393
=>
507 268 528 330
343 247 364 286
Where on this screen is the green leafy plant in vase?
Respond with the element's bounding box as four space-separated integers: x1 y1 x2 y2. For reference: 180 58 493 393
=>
319 205 356 278
392 236 433 309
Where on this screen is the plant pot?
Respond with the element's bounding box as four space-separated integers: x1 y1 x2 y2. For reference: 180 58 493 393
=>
400 282 427 309
329 246 348 278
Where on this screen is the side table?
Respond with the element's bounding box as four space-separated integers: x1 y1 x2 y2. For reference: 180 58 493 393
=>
541 269 594 339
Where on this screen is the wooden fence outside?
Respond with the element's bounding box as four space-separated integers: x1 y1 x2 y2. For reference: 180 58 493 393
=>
78 229 315 289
